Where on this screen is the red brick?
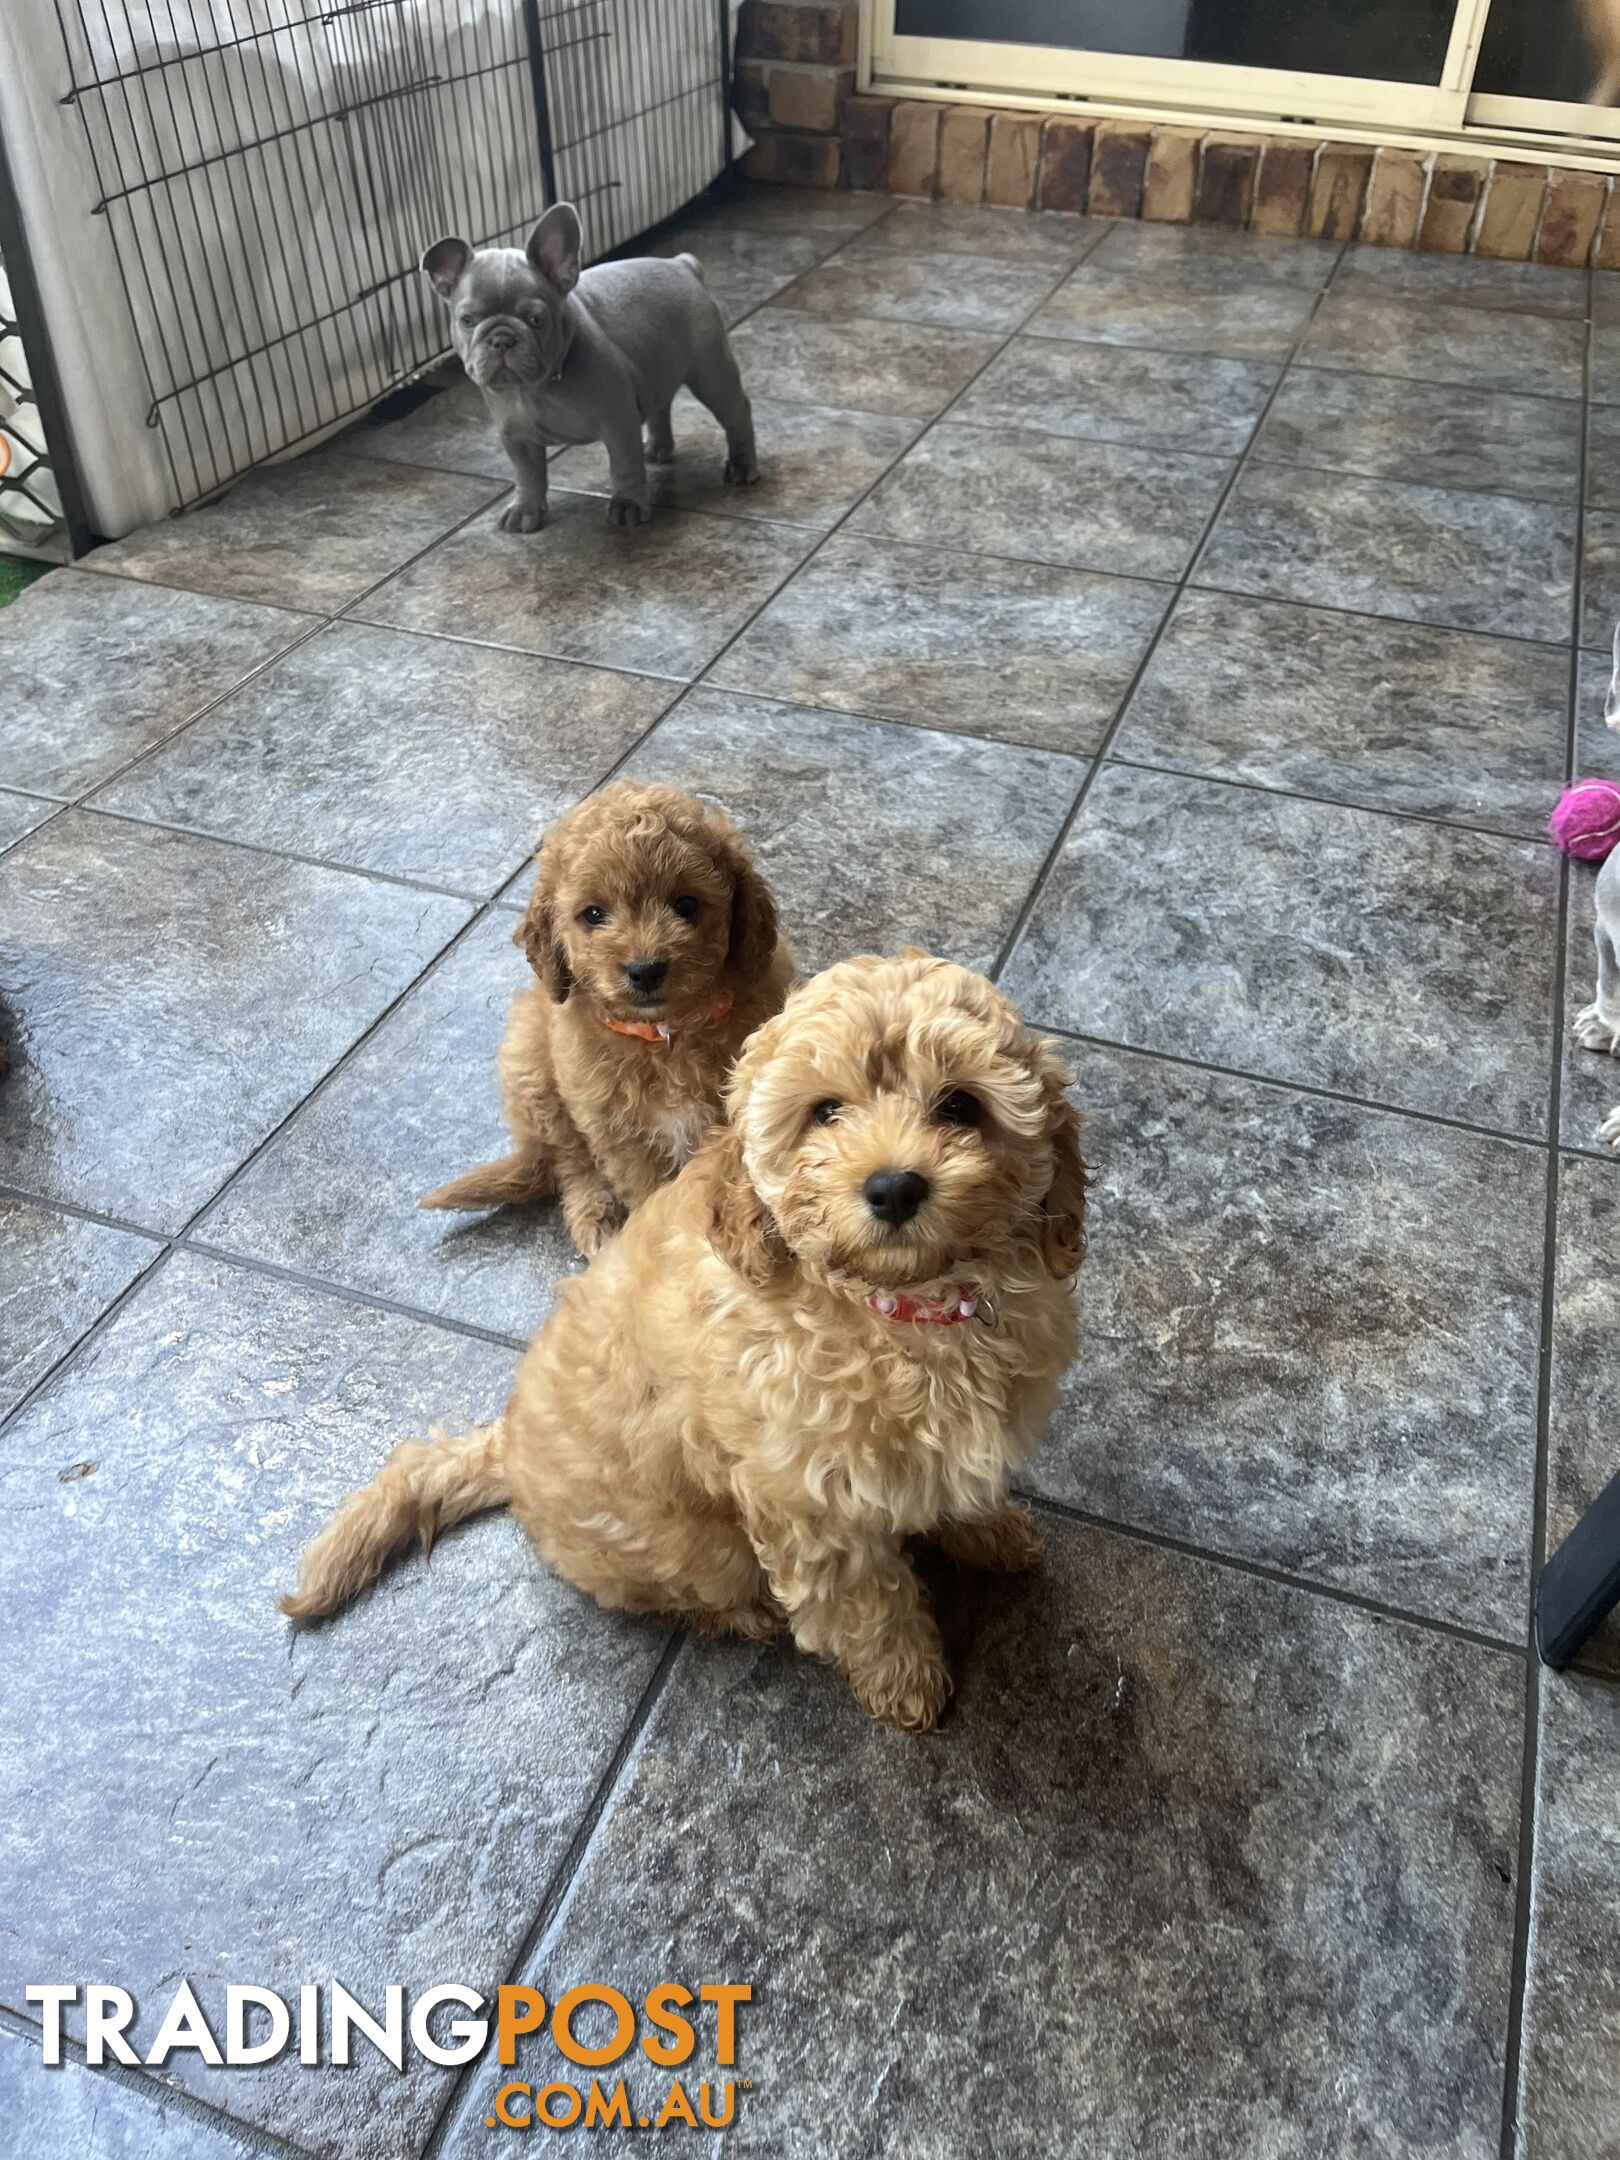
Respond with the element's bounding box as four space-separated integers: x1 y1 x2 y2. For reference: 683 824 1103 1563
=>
1088 120 1150 219
841 95 895 194
740 129 843 188
1250 140 1314 236
1359 148 1427 248
766 62 852 135
1536 170 1607 266
886 101 941 199
1419 154 1488 252
937 106 992 204
1141 127 1200 223
1037 117 1093 213
984 112 1042 209
1195 135 1259 227
1307 142 1374 242
1474 164 1547 260
736 1 857 66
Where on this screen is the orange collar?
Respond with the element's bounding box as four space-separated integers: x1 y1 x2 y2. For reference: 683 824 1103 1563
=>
868 1284 980 1325
598 990 733 1046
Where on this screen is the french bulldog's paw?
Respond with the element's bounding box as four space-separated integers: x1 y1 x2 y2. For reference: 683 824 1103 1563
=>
563 1191 624 1256
848 1637 952 1733
607 494 651 527
1603 1104 1620 1152
723 447 760 486
498 500 546 534
1574 1001 1620 1054
645 439 676 466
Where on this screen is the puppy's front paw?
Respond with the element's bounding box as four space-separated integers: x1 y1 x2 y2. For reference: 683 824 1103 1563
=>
498 500 546 534
723 448 760 487
1574 1001 1620 1054
607 495 651 527
645 439 676 467
847 1633 952 1733
564 1192 625 1257
937 1503 1044 1574
1603 1104 1620 1152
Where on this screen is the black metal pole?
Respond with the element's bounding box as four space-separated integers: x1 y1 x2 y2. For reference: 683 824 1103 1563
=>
0 112 97 555
1536 1463 1620 1669
519 0 559 208
716 0 736 186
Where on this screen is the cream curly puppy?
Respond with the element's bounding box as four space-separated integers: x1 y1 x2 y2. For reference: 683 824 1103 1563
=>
284 954 1086 1731
421 781 795 1253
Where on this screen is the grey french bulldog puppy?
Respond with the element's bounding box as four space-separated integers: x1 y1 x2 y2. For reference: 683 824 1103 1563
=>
1573 618 1620 1150
421 201 758 533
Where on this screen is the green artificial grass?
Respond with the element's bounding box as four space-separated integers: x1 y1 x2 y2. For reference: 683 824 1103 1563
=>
0 553 49 608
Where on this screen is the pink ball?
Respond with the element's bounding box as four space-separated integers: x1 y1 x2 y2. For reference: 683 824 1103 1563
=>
1549 779 1620 861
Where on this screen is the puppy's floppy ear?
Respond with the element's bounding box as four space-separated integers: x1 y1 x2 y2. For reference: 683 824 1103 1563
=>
697 1122 785 1288
527 203 582 296
514 849 573 1002
421 237 472 298
725 853 778 992
1036 1049 1089 1280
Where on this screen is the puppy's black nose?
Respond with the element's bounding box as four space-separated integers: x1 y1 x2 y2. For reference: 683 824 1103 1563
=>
864 1169 930 1227
625 958 668 995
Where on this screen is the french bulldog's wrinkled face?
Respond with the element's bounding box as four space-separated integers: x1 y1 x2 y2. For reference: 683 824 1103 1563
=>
421 204 582 394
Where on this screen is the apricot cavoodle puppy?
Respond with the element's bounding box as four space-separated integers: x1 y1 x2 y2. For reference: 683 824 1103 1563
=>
421 780 796 1254
285 953 1087 1732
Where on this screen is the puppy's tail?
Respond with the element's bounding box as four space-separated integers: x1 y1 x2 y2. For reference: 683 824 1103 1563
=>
280 1419 510 1623
418 1149 554 1213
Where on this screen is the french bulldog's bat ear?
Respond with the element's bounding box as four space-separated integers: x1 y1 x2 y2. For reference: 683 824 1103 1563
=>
421 237 473 299
526 203 582 296
1606 620 1620 733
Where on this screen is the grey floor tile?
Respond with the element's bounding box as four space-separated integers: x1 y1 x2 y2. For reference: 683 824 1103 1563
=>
1255 367 1582 502
0 2024 257 2160
1300 290 1585 399
1003 764 1560 1133
1115 588 1570 835
1588 311 1620 406
645 220 830 323
550 393 920 532
353 495 816 677
1580 508 1620 648
204 914 580 1338
1089 218 1341 285
1519 1667 1620 2154
0 570 307 798
1198 464 1576 643
0 791 54 851
712 531 1168 755
83 453 503 613
0 1252 668 2157
1040 1044 1541 1634
849 420 1232 581
1547 1155 1620 1677
957 335 1278 457
856 198 1106 266
618 688 1083 974
94 621 673 896
1575 645 1620 781
444 1519 1522 2160
0 812 469 1230
1585 400 1620 510
1333 242 1588 316
345 377 511 480
690 184 893 242
771 244 1065 333
1562 870 1620 1165
0 1196 158 1419
1028 265 1318 362
725 308 1000 418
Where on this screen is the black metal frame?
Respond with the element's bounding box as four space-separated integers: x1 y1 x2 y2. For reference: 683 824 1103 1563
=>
0 116 95 558
26 0 733 539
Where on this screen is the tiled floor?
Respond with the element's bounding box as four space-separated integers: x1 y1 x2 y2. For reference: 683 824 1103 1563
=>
0 190 1617 2159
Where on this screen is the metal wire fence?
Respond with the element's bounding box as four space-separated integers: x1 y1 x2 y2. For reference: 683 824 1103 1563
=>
48 0 731 516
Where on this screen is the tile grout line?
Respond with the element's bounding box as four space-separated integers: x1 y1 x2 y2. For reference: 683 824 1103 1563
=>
0 2006 305 2160
1022 1491 1526 1660
988 241 1351 988
1492 254 1594 2160
418 1630 690 2160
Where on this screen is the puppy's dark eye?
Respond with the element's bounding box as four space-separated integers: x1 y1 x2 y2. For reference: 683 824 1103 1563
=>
936 1088 982 1127
809 1099 841 1127
670 894 700 922
579 904 607 929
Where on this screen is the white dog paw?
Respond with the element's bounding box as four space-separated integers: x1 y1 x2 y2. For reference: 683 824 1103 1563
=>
645 439 676 467
1574 1002 1620 1054
1602 1105 1620 1152
607 495 651 527
498 501 546 533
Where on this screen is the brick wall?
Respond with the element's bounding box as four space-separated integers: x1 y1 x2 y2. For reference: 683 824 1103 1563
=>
734 66 1620 266
735 1 859 189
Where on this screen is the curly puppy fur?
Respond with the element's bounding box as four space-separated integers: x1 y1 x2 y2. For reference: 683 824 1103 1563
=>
286 954 1086 1731
421 781 796 1253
